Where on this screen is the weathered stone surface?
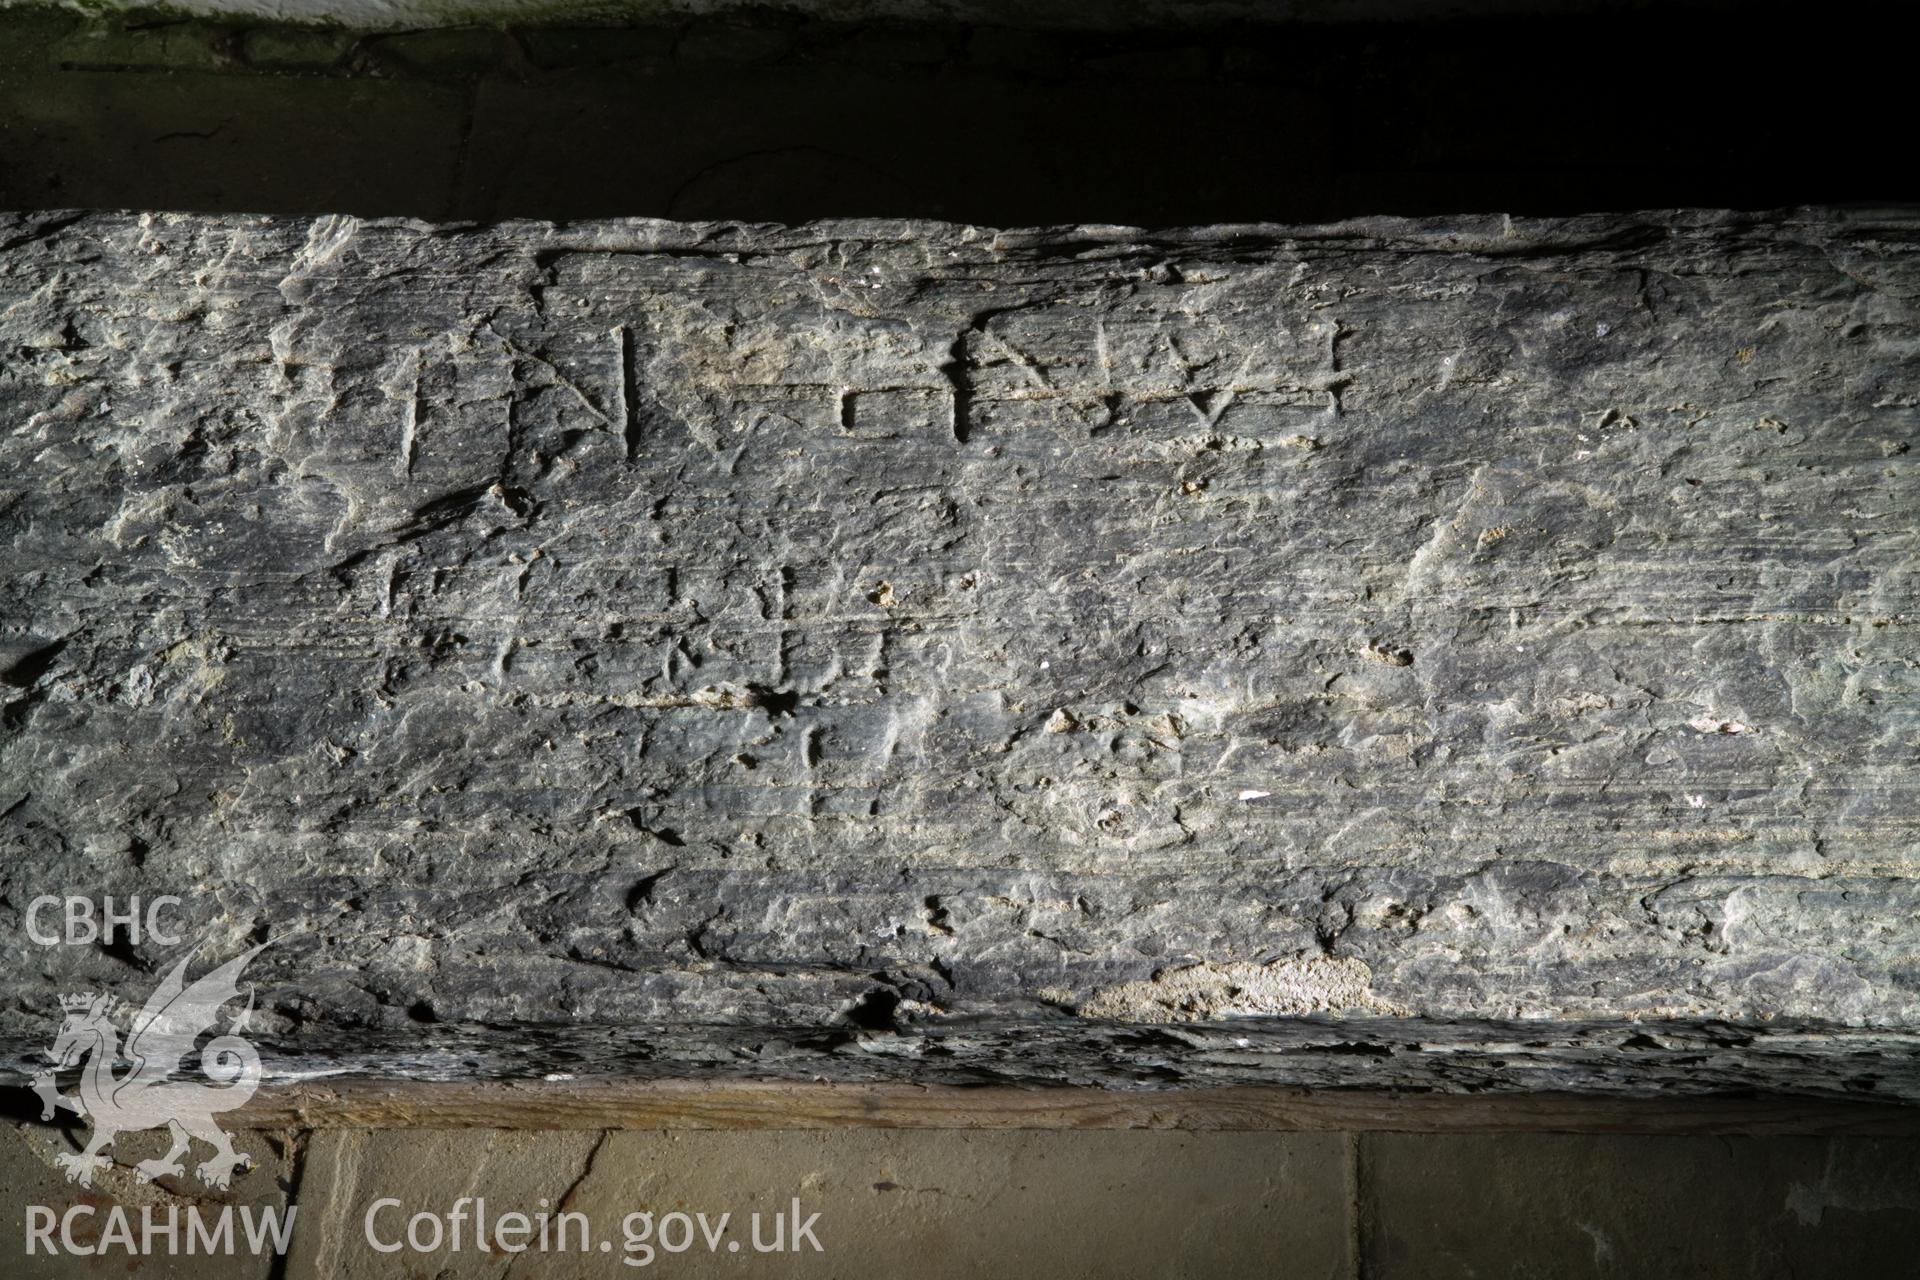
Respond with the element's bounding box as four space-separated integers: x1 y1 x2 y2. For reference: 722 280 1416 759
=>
1362 1132 1920 1278
1 208 1915 1095
0 0 1772 33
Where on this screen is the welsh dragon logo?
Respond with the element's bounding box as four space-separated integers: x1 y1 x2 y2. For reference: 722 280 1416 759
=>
31 941 269 1189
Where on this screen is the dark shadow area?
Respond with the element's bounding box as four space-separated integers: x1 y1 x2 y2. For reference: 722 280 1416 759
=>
0 5 1914 225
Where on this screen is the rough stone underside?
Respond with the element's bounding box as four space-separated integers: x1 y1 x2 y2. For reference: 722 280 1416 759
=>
1 208 1916 1097
0 0 1757 32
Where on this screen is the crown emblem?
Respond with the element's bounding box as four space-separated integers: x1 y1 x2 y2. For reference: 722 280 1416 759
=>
59 992 98 1012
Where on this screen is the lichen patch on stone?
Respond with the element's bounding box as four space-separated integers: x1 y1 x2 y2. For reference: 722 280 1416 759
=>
1078 957 1398 1023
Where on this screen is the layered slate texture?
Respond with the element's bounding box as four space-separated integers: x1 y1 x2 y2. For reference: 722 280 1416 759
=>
1 210 1916 1094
